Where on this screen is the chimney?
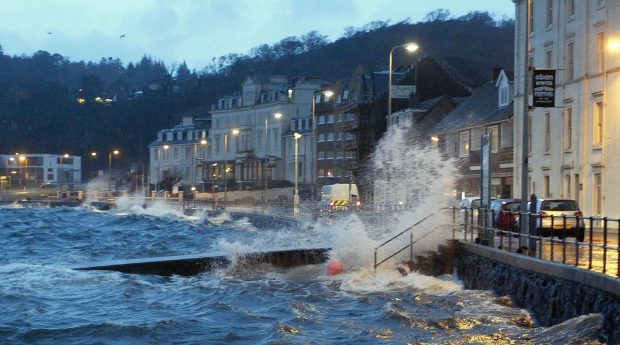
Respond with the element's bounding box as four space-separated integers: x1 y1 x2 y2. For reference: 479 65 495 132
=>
492 67 503 81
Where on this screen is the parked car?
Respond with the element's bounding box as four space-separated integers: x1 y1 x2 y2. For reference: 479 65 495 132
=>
490 199 521 230
517 198 585 241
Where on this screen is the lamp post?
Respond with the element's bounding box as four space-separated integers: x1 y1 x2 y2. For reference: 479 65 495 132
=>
311 89 333 198
264 112 283 203
18 155 27 188
293 132 302 215
108 150 119 191
90 152 98 179
194 139 208 191
224 128 240 207
387 42 419 128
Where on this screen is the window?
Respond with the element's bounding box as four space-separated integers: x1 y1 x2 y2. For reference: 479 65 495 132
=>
318 116 325 124
563 174 571 198
567 0 575 18
337 132 343 141
318 151 325 160
318 168 324 177
566 42 574 80
544 175 550 198
488 126 499 153
594 101 604 146
499 85 509 107
564 107 572 150
593 173 602 214
597 32 605 73
326 151 334 159
545 50 552 68
327 133 334 141
544 112 551 152
458 131 470 157
318 133 325 142
546 0 553 28
327 115 334 123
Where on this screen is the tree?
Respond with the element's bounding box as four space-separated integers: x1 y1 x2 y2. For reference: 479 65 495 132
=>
424 9 451 22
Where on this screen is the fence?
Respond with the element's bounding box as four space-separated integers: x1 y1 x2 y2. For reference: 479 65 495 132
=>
453 207 620 278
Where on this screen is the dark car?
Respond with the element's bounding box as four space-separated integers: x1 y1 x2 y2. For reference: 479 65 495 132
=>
490 199 521 230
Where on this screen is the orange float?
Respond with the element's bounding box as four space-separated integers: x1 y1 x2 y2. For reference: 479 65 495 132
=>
326 259 345 275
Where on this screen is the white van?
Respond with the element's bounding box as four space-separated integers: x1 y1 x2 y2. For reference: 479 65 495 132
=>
320 184 360 208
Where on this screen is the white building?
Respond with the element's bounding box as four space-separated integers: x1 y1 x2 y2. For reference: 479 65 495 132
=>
148 117 209 191
205 75 322 192
513 0 619 217
0 153 81 188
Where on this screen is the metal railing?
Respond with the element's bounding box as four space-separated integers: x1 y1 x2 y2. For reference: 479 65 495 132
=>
453 207 620 278
373 214 434 270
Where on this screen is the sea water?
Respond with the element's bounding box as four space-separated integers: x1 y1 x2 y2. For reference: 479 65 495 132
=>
0 126 603 344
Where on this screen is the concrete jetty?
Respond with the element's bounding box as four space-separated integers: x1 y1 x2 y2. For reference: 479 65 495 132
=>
75 247 331 276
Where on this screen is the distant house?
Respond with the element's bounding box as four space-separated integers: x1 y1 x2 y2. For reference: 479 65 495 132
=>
0 153 82 187
430 69 514 198
148 116 210 191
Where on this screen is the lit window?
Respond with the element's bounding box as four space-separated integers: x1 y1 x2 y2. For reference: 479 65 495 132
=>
458 131 470 157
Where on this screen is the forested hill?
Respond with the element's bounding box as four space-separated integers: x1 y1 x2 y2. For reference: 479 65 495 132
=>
0 10 513 166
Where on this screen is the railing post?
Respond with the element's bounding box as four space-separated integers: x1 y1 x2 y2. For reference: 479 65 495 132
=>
374 249 377 272
603 217 608 275
589 216 594 270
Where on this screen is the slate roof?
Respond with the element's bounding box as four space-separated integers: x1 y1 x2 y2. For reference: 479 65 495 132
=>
431 81 513 134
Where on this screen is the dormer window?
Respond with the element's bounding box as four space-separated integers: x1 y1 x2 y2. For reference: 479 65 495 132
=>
499 85 509 107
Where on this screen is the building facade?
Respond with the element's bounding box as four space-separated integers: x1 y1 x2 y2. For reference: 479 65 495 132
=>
432 70 514 199
148 117 209 191
206 75 322 193
513 0 619 217
0 153 82 188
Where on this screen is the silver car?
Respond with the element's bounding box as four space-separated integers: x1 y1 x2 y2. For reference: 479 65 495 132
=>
530 199 585 241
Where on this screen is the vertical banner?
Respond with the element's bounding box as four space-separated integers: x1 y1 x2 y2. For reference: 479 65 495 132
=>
532 69 556 107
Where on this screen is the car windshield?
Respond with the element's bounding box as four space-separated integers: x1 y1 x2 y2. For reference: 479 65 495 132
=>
504 202 521 212
541 200 579 211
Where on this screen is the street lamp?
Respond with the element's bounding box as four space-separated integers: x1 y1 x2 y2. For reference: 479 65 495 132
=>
311 89 334 198
18 155 27 187
387 42 419 128
108 150 119 191
195 139 208 191
224 129 240 207
264 112 283 202
293 132 302 215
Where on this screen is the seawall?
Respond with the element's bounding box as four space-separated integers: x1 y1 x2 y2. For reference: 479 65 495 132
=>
455 241 620 344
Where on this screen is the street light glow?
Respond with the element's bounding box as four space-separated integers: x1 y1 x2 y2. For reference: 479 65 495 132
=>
324 90 334 99
163 145 169 150
91 152 97 157
273 112 283 119
231 128 240 135
608 39 620 53
63 154 69 158
294 132 302 140
113 150 120 155
200 139 207 145
403 42 419 52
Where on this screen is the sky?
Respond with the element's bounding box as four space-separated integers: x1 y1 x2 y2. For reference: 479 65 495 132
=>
0 0 514 71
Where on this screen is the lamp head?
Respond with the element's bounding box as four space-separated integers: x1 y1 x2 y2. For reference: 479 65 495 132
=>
231 128 240 135
294 132 302 140
273 112 283 119
403 42 419 52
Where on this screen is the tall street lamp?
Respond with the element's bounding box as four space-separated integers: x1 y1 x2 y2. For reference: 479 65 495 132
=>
311 89 333 198
90 152 98 179
108 150 119 191
387 42 419 128
196 139 208 191
224 128 240 207
264 112 283 202
293 132 302 215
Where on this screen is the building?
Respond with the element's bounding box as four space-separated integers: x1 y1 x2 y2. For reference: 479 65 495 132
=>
513 0 619 217
431 70 515 198
0 153 82 188
205 75 323 193
148 116 209 191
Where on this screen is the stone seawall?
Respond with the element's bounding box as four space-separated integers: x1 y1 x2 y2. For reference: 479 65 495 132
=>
455 242 620 344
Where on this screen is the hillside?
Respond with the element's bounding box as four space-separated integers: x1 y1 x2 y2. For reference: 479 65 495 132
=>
0 11 513 166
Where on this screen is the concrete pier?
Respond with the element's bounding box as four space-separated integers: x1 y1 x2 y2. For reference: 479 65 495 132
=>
75 247 331 276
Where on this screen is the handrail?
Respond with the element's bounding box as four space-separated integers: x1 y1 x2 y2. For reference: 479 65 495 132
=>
373 213 434 270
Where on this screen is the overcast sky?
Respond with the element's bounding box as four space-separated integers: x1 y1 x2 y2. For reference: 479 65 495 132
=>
0 0 514 71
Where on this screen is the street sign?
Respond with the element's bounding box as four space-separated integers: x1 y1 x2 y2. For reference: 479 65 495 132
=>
532 69 556 107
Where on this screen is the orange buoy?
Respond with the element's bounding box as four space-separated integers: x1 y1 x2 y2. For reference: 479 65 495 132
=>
326 259 345 275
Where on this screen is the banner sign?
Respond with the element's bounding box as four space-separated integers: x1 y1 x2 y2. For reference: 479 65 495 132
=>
391 85 417 99
532 69 556 107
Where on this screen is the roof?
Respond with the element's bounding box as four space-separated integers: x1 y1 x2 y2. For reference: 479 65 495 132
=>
431 81 513 134
435 57 491 88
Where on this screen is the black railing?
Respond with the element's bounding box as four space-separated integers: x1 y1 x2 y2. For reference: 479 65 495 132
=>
453 207 620 278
